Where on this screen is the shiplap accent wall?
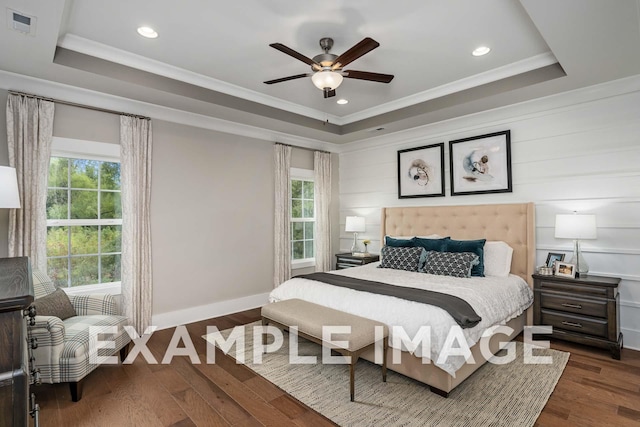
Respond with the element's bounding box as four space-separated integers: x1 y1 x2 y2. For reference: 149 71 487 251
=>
337 75 640 350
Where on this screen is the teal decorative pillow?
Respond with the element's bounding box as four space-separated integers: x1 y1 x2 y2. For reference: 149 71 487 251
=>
384 236 415 247
413 236 450 252
32 288 77 320
378 246 426 272
443 239 486 277
423 251 480 278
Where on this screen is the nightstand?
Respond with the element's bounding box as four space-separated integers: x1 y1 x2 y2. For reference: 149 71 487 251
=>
532 273 622 359
335 253 380 270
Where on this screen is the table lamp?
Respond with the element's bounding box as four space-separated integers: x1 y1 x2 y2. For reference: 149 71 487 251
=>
0 166 21 208
345 216 365 254
555 213 597 276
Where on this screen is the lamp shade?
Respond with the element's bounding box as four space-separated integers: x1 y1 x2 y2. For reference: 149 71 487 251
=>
311 71 343 91
345 216 365 233
555 214 597 240
0 166 20 208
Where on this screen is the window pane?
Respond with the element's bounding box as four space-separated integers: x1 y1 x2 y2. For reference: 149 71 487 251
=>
292 222 304 240
303 181 314 200
48 158 68 188
70 226 99 255
100 192 122 219
291 200 302 218
291 180 302 199
70 159 99 189
303 200 314 218
70 190 98 219
47 258 68 288
304 222 314 239
47 226 68 257
305 240 314 259
46 189 68 219
101 225 122 253
292 241 304 260
71 256 99 286
100 162 121 190
101 254 121 283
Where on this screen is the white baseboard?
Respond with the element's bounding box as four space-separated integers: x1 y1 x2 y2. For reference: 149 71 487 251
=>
151 292 271 331
621 327 640 352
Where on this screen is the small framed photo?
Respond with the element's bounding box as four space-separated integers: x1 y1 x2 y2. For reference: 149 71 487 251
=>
545 252 565 268
555 261 576 278
449 130 512 196
397 143 445 199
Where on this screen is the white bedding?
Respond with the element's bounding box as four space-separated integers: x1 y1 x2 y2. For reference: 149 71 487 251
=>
268 262 533 376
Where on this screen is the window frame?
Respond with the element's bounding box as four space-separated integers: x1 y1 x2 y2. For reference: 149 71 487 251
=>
290 168 315 269
47 137 122 296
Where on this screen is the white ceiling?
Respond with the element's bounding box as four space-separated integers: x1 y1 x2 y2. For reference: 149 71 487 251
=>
1 0 640 144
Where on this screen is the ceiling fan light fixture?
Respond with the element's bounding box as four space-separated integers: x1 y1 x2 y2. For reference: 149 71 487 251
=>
472 46 491 56
311 70 343 91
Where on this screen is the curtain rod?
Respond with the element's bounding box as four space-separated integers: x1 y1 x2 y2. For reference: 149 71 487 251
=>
8 90 150 120
275 142 330 154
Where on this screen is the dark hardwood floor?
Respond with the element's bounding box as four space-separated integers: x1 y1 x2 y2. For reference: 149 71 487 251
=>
32 309 640 427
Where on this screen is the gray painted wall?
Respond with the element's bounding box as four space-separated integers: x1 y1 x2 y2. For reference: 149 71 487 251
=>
1 94 340 319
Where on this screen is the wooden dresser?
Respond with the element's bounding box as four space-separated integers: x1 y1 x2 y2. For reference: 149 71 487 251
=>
0 257 38 426
532 273 622 359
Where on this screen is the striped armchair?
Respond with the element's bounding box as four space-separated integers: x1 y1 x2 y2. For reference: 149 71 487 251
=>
28 270 131 401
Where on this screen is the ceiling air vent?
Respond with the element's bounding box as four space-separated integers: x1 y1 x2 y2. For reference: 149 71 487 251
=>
7 9 37 35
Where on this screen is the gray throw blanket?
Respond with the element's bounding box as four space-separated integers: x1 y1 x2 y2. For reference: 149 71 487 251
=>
297 272 482 328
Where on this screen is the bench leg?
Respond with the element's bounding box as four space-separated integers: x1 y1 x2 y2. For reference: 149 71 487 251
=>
350 358 355 402
382 339 388 382
261 318 268 353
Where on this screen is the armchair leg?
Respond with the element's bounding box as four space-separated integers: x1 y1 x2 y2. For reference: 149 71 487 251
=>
120 343 130 362
70 380 83 402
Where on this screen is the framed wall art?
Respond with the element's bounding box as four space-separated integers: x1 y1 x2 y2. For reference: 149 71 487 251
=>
449 130 512 196
397 143 445 199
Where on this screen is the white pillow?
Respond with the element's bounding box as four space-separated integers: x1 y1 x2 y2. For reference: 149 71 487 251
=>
483 241 514 277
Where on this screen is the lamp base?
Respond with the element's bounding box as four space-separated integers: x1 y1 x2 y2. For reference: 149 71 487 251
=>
350 232 361 255
568 240 589 276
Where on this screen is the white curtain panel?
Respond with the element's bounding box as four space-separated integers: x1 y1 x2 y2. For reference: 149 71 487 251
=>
6 94 55 271
120 116 153 334
314 151 332 272
273 144 291 287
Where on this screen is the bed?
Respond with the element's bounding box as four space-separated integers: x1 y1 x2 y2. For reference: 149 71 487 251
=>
270 202 535 396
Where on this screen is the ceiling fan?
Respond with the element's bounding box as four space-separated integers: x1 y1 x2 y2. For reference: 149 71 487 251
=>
264 37 394 98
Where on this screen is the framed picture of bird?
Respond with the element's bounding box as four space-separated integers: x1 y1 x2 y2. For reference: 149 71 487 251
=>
397 142 445 199
449 130 512 196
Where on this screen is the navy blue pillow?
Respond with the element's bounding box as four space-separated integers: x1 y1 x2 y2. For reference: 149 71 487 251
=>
413 236 450 252
384 236 415 247
444 239 486 277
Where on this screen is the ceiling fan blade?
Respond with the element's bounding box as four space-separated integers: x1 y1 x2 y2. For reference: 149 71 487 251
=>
323 89 336 98
269 43 320 68
264 73 310 85
332 38 380 68
343 70 394 83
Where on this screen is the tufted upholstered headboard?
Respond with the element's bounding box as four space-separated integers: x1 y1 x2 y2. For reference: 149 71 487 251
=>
380 203 535 287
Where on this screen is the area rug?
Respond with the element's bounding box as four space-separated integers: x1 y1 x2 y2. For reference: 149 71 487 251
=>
203 323 569 427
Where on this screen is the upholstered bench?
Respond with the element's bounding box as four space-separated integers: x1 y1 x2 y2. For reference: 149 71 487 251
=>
261 299 388 401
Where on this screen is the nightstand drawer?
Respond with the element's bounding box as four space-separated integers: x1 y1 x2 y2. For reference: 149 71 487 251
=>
537 279 609 297
539 292 607 318
541 309 608 338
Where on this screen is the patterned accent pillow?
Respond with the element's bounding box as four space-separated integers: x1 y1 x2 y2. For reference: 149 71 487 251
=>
443 239 486 277
32 288 77 320
423 251 480 278
378 246 426 272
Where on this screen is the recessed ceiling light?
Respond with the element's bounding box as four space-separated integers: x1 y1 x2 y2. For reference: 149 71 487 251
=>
337 99 348 105
137 26 158 39
472 46 491 56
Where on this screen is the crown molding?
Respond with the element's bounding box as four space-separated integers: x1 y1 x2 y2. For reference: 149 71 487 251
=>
0 69 336 152
339 52 558 124
57 34 342 125
57 34 559 127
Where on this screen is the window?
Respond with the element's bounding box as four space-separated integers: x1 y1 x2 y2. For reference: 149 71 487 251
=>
291 168 314 268
45 138 121 291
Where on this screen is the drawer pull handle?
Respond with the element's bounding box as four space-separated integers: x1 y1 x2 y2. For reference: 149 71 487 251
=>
561 303 582 309
561 321 583 328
